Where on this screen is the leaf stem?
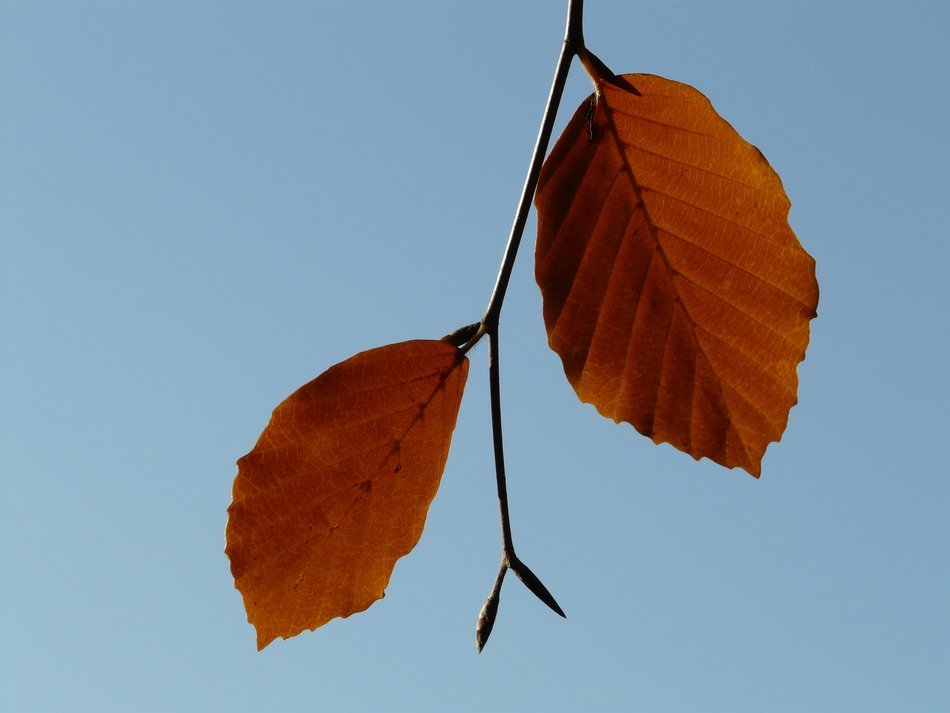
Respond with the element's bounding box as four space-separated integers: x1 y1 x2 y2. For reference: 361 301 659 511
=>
474 0 583 652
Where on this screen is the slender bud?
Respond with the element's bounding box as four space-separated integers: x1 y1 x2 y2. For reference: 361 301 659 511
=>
475 587 500 653
511 557 566 618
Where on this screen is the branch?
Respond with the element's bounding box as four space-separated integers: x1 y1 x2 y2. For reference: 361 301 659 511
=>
477 327 565 653
481 0 584 327
474 0 584 652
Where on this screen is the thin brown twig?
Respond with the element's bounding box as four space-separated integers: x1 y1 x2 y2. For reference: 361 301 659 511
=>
473 0 585 652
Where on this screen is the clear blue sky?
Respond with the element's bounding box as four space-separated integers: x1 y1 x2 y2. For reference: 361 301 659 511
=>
2 1 948 711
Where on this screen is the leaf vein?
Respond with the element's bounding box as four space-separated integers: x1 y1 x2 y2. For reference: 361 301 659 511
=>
621 140 773 195
672 271 801 349
657 227 814 309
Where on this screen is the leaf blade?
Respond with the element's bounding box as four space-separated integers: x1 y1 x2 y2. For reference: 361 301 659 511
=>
535 73 818 476
225 339 469 649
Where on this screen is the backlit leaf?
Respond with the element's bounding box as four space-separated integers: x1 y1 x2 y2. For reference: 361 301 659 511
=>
535 73 818 476
226 340 469 649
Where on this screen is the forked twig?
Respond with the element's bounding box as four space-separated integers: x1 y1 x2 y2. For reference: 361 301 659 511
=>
471 0 586 652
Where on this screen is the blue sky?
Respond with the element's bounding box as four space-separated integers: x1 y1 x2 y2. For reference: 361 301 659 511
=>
2 1 948 711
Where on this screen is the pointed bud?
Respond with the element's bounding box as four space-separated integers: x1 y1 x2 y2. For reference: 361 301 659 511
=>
475 587 500 653
511 557 566 618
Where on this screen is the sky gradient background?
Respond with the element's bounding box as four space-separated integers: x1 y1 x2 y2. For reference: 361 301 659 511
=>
2 1 949 711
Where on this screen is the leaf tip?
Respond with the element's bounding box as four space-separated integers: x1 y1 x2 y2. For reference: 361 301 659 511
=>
255 630 273 652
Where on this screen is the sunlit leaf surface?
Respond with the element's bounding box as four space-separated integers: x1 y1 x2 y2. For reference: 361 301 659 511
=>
226 340 468 648
536 73 818 475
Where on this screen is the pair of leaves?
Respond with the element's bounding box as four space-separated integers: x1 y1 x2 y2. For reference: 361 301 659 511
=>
226 68 817 648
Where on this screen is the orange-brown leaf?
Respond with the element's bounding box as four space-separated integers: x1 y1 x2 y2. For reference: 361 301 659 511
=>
225 340 468 649
535 73 818 476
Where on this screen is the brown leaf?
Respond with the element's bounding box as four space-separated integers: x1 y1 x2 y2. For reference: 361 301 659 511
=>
225 340 469 649
535 73 818 476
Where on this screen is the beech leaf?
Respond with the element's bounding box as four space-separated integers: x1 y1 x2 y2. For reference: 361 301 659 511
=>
225 340 469 649
535 73 819 476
